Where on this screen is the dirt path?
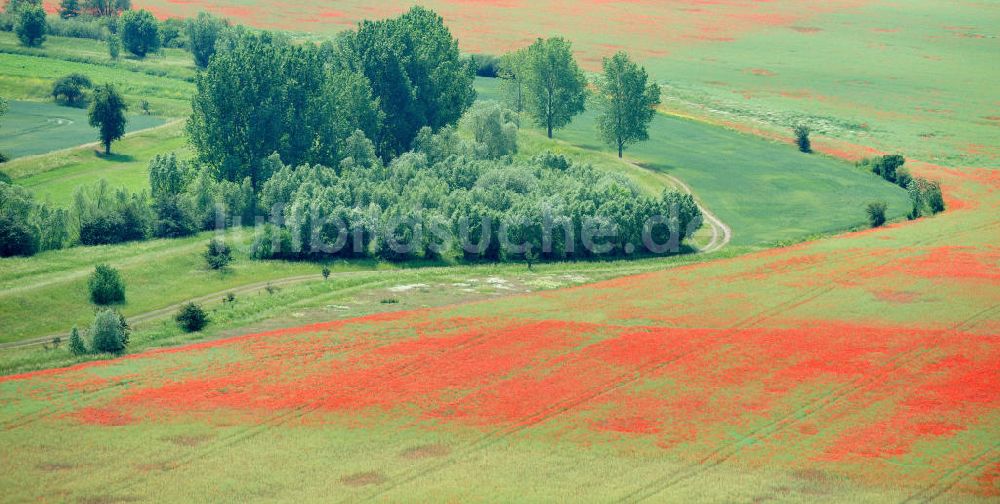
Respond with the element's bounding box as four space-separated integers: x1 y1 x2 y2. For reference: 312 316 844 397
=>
623 158 732 254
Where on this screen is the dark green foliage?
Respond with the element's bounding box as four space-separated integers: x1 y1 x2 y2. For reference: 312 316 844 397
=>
497 48 528 113
84 0 130 17
15 5 46 47
866 201 887 228
59 0 80 18
88 83 127 155
0 182 69 257
203 238 232 270
90 308 128 353
470 53 499 77
68 326 87 355
175 302 208 332
158 17 186 48
188 30 382 189
88 263 125 305
0 171 10 183
51 73 93 106
794 125 811 153
186 11 227 68
519 37 587 139
335 6 475 156
74 180 152 245
4 0 42 14
119 9 159 58
859 154 907 185
596 51 661 158
322 266 331 280
253 127 702 263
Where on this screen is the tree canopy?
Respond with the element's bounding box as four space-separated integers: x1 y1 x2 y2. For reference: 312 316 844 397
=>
186 11 228 68
14 4 47 47
51 73 93 106
88 83 128 155
596 52 661 158
520 37 587 138
119 9 160 58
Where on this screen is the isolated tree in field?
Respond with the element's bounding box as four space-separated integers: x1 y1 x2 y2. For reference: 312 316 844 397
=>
498 48 528 112
176 302 208 332
794 124 812 153
866 201 887 228
88 263 126 305
120 9 160 58
596 51 661 158
59 0 80 18
88 83 128 155
203 238 232 270
15 5 47 47
51 73 93 106
68 326 87 355
186 12 228 68
522 37 587 138
90 309 128 353
85 0 130 17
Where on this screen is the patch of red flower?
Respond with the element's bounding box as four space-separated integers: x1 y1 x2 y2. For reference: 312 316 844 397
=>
72 407 136 426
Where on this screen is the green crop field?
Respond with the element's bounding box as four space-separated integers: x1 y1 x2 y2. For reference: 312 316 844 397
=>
0 100 164 159
1 1 997 502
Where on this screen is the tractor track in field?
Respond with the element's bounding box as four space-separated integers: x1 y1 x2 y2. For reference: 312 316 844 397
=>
352 220 1000 502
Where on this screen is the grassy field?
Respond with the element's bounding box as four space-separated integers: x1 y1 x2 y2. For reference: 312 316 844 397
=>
0 100 164 159
1 2 997 501
479 78 911 246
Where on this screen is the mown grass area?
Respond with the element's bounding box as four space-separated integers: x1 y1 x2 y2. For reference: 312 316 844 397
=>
478 78 912 246
0 100 165 159
4 120 188 206
0 39 194 118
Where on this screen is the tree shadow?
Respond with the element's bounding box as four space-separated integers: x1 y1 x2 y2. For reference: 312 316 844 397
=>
95 152 135 163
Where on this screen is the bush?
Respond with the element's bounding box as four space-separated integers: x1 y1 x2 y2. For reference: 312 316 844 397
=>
463 101 518 159
866 201 887 228
90 308 128 353
322 266 331 280
0 171 11 183
47 14 106 40
107 33 121 59
68 326 88 355
907 177 946 219
794 125 811 153
203 238 232 270
51 73 93 106
859 154 906 185
14 5 46 47
88 263 125 305
0 214 38 257
175 302 208 332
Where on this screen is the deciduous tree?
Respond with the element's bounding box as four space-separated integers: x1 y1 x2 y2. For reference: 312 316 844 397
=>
522 37 587 138
596 51 660 158
88 83 127 155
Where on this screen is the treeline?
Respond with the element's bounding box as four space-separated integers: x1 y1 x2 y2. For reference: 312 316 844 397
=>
247 115 702 262
2 0 230 68
858 154 945 219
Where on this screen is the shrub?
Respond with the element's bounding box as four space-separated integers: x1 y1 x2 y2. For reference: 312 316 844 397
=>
859 154 906 184
203 238 232 270
0 171 11 183
0 214 38 257
794 125 811 153
51 73 93 106
14 5 46 47
88 263 125 305
90 308 128 353
322 266 331 280
68 326 88 355
107 33 121 59
866 201 887 228
175 302 208 332
464 101 518 159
